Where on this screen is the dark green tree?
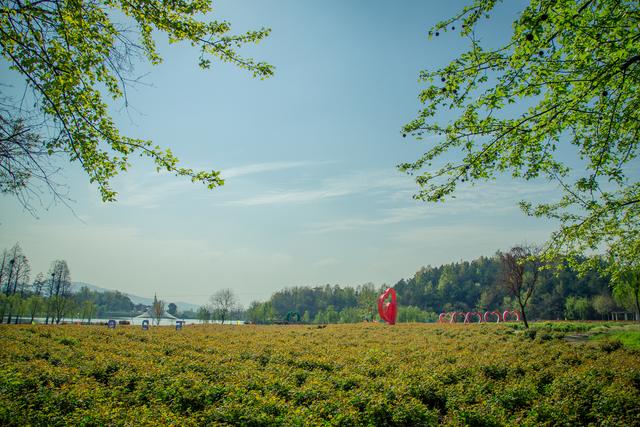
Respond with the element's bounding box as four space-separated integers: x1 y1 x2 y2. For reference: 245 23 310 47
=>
48 260 71 324
197 305 211 324
611 264 640 322
81 300 96 324
167 302 178 316
499 246 543 328
151 294 164 326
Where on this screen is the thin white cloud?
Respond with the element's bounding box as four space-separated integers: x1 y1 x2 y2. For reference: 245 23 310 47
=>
226 188 352 206
304 206 432 234
222 161 330 179
313 257 340 268
300 178 560 234
116 179 191 209
441 180 560 214
157 160 331 179
392 223 553 247
113 160 335 208
224 169 559 209
225 169 416 206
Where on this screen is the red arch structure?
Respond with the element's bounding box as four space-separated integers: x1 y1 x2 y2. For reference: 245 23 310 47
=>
464 312 482 324
483 311 502 323
437 310 520 325
377 288 397 325
502 310 521 321
438 312 450 323
449 312 466 323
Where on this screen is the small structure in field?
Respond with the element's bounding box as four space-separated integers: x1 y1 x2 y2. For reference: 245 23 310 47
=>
134 309 178 325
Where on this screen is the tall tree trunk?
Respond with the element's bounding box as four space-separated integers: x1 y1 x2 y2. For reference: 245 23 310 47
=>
6 301 12 324
634 288 640 323
518 300 529 328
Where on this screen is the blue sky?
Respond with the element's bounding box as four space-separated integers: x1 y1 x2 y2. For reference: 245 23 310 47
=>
0 0 560 306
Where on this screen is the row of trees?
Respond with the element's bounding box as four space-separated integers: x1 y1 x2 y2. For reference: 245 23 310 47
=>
0 243 249 325
73 286 154 319
244 301 438 325
244 283 378 324
0 243 72 324
241 249 639 325
5 238 635 326
396 247 639 327
0 243 180 324
494 245 638 328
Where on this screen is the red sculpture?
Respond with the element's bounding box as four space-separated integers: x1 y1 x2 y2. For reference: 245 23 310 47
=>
377 288 397 325
502 310 521 321
449 312 466 323
483 311 502 322
464 312 482 324
436 310 520 324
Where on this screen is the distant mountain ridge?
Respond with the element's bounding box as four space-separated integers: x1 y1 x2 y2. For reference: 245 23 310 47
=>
71 282 201 312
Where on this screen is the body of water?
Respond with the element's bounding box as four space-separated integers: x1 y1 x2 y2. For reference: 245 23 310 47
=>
11 317 245 326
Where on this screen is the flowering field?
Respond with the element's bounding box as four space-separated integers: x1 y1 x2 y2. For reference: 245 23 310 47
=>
1 323 639 426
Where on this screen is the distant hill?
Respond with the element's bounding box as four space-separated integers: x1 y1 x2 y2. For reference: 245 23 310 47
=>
71 282 201 312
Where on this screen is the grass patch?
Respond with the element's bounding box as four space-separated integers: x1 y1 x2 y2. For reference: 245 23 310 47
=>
591 330 640 350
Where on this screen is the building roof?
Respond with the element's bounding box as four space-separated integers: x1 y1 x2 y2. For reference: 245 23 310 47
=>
134 309 178 320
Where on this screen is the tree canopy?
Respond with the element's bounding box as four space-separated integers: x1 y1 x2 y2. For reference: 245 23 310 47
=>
0 0 273 210
209 288 238 324
401 0 639 270
499 245 542 328
244 253 623 324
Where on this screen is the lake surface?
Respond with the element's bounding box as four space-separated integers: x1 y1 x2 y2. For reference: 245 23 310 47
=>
22 317 245 326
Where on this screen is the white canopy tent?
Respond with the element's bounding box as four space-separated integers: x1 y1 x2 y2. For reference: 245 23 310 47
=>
134 310 178 324
134 310 177 320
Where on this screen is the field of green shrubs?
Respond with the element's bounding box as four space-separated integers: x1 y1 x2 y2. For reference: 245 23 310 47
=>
1 323 639 426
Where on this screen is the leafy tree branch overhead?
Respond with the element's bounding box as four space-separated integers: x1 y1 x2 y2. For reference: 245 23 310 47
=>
0 0 273 208
401 0 639 268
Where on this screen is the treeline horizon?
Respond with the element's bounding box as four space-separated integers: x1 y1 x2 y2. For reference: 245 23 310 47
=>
244 253 638 324
0 242 175 324
3 239 638 324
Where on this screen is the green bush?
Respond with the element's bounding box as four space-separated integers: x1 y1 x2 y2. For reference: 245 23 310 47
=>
0 323 638 426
